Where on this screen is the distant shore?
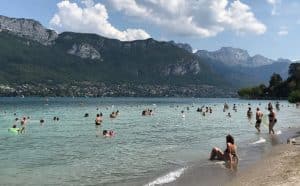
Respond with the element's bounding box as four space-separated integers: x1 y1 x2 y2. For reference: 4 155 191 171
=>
228 137 300 186
0 83 236 97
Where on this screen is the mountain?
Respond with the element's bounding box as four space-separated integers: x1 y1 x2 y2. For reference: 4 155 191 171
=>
195 47 291 87
196 47 290 67
0 15 57 45
0 15 232 97
169 41 193 53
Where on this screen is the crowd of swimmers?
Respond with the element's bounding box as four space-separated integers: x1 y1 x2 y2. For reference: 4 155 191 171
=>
6 101 288 171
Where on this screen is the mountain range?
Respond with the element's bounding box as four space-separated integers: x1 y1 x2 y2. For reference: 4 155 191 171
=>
0 15 293 96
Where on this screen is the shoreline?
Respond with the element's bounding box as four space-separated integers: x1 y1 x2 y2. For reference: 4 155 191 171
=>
162 128 300 186
228 137 300 186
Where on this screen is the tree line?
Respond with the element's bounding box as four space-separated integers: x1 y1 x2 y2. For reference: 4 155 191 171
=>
238 63 300 103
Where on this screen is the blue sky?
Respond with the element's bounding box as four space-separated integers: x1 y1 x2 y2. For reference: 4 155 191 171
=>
0 0 299 60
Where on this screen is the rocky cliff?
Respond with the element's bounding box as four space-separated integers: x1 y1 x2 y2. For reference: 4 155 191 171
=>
0 15 57 45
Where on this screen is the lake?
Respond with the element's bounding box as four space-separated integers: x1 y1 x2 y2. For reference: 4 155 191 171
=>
0 97 299 186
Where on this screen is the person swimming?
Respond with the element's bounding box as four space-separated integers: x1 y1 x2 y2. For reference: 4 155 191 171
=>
8 124 20 134
103 130 115 137
95 113 103 125
110 112 117 118
40 119 45 126
210 134 238 170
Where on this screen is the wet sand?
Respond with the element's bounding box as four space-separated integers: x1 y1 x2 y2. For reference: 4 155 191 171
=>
228 137 300 186
166 134 300 186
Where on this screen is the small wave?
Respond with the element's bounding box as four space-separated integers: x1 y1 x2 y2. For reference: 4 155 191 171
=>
251 137 266 144
144 167 186 186
276 130 282 135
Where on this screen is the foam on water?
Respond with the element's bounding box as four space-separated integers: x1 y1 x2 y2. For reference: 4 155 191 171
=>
251 137 266 144
144 167 186 186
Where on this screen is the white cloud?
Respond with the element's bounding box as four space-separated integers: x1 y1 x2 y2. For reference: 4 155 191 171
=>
266 0 281 15
277 26 288 36
109 0 266 38
49 0 150 41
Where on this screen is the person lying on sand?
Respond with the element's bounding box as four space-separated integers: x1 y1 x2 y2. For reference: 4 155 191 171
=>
210 134 238 170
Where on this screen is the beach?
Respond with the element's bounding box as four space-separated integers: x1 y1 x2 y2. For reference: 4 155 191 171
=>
228 137 300 186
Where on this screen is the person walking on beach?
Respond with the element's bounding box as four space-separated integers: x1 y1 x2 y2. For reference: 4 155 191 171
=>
268 108 277 134
210 134 238 170
255 108 263 133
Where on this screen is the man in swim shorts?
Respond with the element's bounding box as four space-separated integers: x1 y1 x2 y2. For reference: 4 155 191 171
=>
255 108 263 133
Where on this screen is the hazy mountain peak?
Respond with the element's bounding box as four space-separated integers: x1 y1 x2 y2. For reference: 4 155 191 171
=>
195 47 287 67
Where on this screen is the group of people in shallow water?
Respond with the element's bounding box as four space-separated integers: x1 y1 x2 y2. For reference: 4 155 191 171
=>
248 102 278 134
209 102 280 171
8 101 284 171
9 116 28 134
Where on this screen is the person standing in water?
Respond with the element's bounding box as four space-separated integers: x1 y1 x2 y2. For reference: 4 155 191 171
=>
95 113 103 125
268 108 277 134
247 107 253 119
20 117 27 134
255 108 263 133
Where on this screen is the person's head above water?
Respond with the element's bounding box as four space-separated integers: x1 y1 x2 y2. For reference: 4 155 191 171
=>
256 107 260 111
103 130 108 135
97 114 100 117
12 124 17 128
226 134 234 144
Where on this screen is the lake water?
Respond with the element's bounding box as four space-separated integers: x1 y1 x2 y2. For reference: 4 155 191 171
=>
0 97 299 186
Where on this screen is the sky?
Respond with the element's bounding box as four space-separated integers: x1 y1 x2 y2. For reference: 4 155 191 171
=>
0 0 299 60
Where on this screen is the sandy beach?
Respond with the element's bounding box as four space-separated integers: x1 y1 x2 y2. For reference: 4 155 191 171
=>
228 137 300 186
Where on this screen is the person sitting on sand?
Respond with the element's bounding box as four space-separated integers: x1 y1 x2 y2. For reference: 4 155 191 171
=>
268 108 277 134
95 113 103 125
210 134 238 170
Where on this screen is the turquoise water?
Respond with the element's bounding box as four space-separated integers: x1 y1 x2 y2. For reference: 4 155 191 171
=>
0 97 299 186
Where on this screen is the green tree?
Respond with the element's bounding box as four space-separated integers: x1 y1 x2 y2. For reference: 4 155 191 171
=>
269 73 282 87
288 90 300 103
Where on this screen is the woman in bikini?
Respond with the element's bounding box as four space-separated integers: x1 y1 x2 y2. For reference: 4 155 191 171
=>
209 134 238 170
268 108 277 134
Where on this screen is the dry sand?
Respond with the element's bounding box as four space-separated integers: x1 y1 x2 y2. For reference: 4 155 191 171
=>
228 138 300 186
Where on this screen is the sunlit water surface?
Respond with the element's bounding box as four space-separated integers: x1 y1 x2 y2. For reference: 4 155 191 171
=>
0 97 299 186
